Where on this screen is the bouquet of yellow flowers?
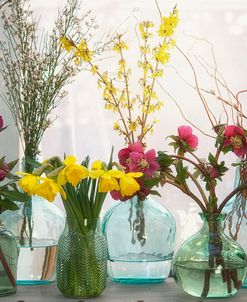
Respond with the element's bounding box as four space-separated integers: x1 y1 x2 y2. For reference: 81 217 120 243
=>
18 154 142 219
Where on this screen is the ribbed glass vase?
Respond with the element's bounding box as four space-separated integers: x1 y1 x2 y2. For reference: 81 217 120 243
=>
173 213 247 298
102 195 176 284
0 156 65 285
0 222 18 296
224 165 247 287
57 218 107 298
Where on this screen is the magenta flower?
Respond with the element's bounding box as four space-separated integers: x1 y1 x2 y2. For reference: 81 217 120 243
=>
0 169 7 181
0 116 3 129
224 125 247 157
118 142 144 171
208 166 219 179
178 126 199 149
129 149 160 178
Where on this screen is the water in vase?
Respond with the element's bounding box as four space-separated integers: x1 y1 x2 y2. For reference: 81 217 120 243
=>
17 239 57 285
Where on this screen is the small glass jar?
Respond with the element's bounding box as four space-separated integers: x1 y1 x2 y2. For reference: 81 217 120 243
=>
0 223 18 296
57 218 107 298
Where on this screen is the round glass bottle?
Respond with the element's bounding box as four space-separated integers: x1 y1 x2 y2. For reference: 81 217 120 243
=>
102 195 176 284
173 213 247 298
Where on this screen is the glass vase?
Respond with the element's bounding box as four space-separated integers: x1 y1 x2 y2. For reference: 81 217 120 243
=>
224 164 247 287
0 197 65 285
0 222 18 296
102 195 176 284
0 155 65 285
173 213 247 298
57 218 107 298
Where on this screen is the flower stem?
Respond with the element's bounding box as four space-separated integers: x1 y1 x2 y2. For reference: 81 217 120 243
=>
0 245 16 289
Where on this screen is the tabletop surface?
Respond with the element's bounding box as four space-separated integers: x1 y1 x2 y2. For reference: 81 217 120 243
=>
1 279 247 302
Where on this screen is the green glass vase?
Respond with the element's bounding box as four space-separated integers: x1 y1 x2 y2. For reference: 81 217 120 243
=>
0 223 18 296
173 213 247 298
56 218 107 298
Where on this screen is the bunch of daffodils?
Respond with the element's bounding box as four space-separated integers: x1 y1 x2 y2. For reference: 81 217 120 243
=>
60 7 179 144
18 155 142 219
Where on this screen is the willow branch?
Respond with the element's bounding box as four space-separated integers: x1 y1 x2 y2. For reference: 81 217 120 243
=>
0 0 11 10
157 80 215 138
163 178 207 212
176 45 217 128
218 184 247 213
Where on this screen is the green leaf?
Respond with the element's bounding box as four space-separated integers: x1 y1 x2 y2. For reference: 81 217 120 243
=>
0 156 5 166
0 190 30 203
157 151 174 169
175 160 188 185
208 153 216 165
0 198 19 211
33 163 54 176
149 190 162 197
7 159 18 171
107 146 114 170
143 177 160 188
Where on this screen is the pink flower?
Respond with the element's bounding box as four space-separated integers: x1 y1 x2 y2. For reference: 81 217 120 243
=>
224 125 247 157
118 142 144 171
178 126 199 149
208 166 219 179
0 116 3 129
110 190 129 201
0 169 7 181
129 149 160 178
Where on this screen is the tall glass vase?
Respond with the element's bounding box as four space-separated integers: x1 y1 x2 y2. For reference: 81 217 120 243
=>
224 163 247 287
57 218 107 298
102 196 176 284
0 222 18 296
173 213 247 298
0 157 65 285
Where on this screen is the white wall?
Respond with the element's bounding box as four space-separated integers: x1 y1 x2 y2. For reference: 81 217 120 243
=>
1 0 246 248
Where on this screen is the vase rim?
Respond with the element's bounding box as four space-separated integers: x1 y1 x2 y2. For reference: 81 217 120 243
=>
199 212 227 221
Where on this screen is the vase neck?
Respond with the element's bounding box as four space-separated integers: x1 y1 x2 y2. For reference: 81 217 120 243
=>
65 218 101 234
200 213 226 232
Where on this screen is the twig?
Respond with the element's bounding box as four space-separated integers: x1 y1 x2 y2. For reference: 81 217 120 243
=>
218 184 247 213
0 246 16 289
0 0 11 10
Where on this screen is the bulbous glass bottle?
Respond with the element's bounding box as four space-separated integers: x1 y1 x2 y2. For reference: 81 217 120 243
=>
173 213 247 298
102 195 176 284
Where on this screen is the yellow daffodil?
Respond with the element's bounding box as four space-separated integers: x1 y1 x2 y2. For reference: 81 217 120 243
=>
89 160 123 193
18 173 39 195
34 179 66 202
118 172 143 197
57 155 89 187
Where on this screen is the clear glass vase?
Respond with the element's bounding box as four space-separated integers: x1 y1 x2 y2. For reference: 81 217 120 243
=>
57 218 107 298
173 213 247 298
0 223 18 296
0 197 65 285
102 195 176 284
224 164 247 287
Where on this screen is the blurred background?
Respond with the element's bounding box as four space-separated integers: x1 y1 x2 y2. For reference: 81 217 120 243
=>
0 0 246 248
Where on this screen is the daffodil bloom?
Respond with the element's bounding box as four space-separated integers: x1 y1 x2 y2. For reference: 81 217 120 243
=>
34 178 66 202
89 160 122 192
118 172 143 197
57 155 89 187
18 173 39 195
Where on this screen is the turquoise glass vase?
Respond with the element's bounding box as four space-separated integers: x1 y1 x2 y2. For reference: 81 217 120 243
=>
0 222 18 296
102 195 176 284
224 164 247 287
57 218 107 298
173 213 247 298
